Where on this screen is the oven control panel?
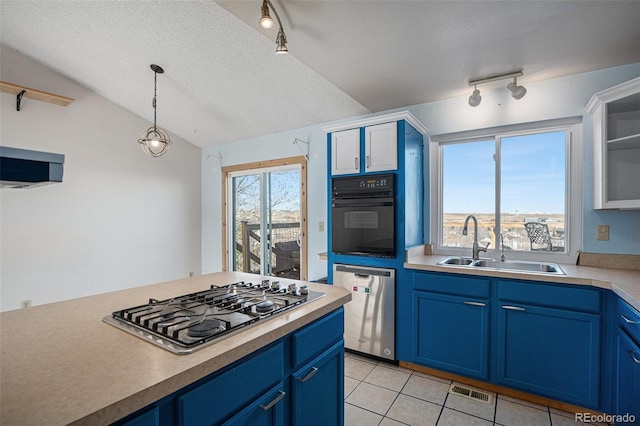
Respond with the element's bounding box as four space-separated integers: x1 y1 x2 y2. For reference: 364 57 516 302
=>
332 173 394 198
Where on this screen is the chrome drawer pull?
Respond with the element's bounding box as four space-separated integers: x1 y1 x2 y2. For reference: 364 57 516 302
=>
259 390 286 411
297 367 319 383
464 301 486 307
502 305 525 311
621 314 640 324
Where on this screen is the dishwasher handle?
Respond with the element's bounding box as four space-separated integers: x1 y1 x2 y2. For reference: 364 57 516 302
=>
334 265 393 277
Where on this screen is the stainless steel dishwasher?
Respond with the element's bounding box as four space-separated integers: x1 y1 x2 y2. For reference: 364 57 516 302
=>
333 264 395 360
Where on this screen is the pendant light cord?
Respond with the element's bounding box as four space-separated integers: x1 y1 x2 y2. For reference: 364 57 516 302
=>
152 70 158 130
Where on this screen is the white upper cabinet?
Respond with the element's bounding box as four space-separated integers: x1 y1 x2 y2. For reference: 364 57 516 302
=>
331 122 398 176
587 77 640 209
364 122 398 173
331 128 360 175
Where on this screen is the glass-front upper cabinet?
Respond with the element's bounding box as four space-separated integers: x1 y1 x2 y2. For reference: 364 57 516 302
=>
587 77 640 209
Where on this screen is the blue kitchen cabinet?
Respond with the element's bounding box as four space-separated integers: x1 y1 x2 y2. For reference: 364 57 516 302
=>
178 343 284 425
112 308 344 426
614 330 640 421
225 384 286 426
291 341 344 426
496 280 602 408
614 297 640 420
411 271 491 380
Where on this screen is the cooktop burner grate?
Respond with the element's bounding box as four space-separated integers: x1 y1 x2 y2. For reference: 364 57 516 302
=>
103 280 325 354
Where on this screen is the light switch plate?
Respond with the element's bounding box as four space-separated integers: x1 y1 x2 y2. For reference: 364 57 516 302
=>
597 225 609 241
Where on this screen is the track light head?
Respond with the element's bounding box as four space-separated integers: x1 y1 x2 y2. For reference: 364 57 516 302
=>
507 77 527 100
275 28 288 54
469 86 481 107
259 0 274 29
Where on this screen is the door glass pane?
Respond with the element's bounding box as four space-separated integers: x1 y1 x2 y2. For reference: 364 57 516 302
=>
230 167 301 279
442 140 495 248
232 174 262 273
501 131 566 252
269 169 301 279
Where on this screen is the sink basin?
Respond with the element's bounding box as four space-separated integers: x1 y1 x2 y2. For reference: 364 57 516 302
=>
470 259 565 275
436 256 565 275
437 257 474 266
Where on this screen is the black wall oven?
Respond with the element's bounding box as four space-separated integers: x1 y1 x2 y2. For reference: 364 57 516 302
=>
331 174 395 258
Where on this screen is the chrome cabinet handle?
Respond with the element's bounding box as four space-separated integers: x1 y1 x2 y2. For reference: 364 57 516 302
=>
502 305 525 311
297 367 319 383
355 157 358 169
259 390 286 411
464 301 486 307
366 155 370 168
629 351 640 365
621 314 640 324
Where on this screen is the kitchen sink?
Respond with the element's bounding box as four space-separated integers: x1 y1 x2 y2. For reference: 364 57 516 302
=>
471 259 565 275
437 257 474 266
437 256 565 275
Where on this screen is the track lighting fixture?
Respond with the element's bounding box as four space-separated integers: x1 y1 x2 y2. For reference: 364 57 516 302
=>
138 64 172 157
259 0 288 54
507 77 527 100
468 85 481 107
468 71 526 107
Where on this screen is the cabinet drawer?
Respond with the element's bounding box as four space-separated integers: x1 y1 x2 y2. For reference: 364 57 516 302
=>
617 297 640 343
497 280 601 312
413 272 491 298
178 343 283 426
292 308 344 368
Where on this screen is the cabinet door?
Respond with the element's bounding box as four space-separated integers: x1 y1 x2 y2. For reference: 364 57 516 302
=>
615 329 640 419
497 303 601 408
225 383 286 426
292 340 344 426
413 291 490 380
365 122 397 172
331 128 360 175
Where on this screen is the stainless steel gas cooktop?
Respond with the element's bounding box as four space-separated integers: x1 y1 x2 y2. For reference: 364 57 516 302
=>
103 279 325 354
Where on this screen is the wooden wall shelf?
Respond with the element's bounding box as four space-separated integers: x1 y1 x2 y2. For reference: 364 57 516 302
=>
0 81 74 109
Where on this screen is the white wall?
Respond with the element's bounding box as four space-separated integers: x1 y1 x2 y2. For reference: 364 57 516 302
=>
202 63 640 280
0 46 202 311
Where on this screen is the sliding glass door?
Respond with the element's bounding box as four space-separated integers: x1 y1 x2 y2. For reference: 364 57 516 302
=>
228 165 302 279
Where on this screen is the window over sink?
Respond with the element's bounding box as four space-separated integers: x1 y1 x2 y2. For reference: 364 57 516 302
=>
430 117 582 263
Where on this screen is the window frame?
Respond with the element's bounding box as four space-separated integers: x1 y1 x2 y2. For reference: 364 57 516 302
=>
429 117 582 264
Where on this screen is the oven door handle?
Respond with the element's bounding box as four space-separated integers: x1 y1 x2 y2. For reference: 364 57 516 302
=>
332 201 394 208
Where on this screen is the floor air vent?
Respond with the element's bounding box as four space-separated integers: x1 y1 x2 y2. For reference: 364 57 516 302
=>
448 383 494 405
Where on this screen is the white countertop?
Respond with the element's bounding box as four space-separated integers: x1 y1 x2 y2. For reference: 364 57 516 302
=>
0 272 351 426
405 251 640 311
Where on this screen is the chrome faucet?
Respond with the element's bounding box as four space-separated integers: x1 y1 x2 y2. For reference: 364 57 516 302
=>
499 233 506 262
462 215 489 260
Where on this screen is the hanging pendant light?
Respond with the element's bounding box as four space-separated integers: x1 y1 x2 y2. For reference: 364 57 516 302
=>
138 64 172 157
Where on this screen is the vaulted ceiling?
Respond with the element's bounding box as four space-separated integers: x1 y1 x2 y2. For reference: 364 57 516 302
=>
2 1 639 148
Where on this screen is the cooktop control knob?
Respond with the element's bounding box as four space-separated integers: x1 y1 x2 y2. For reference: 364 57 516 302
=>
299 285 308 295
271 281 280 291
287 283 297 294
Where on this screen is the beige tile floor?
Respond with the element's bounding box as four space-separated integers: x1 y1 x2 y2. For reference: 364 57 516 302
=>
344 352 610 426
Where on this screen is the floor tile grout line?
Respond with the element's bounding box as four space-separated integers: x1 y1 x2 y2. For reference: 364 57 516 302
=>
344 401 390 422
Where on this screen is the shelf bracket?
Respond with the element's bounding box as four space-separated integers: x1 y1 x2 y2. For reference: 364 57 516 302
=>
16 90 26 111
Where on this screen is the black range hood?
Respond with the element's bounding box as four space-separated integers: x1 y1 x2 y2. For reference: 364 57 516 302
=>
0 146 64 189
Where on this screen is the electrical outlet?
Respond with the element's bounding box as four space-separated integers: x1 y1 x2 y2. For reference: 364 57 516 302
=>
319 221 325 232
597 225 609 241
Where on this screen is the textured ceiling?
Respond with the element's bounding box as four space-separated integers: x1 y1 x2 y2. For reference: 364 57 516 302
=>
1 1 640 149
0 1 368 148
